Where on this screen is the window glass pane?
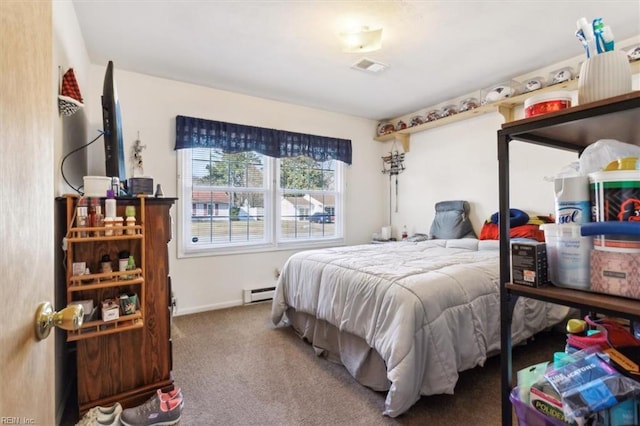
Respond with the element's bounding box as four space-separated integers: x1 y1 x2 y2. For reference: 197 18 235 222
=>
279 189 336 239
179 148 342 254
188 149 267 247
280 157 333 191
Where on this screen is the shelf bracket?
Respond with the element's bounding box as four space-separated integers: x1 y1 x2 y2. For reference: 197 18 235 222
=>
395 133 410 152
497 104 514 123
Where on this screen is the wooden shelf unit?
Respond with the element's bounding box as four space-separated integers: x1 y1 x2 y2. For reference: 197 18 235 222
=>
63 194 146 342
497 91 640 426
375 60 640 152
56 195 177 416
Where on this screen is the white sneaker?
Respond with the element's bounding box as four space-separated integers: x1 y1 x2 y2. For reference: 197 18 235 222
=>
76 402 122 426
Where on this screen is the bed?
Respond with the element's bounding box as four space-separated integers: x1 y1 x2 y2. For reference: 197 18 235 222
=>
271 238 569 417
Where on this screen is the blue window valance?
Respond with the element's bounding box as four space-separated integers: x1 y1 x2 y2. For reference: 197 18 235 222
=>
175 115 352 165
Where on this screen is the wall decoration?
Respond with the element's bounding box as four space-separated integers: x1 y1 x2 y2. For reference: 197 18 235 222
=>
58 67 84 116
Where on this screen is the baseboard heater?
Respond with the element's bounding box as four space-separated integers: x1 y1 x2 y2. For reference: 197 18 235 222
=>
243 286 276 304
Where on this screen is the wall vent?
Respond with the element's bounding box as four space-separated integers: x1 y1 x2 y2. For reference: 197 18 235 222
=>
351 58 389 74
243 286 276 304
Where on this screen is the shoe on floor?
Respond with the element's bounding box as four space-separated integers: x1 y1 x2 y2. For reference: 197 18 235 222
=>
96 410 122 426
158 387 181 402
76 403 122 426
120 394 183 426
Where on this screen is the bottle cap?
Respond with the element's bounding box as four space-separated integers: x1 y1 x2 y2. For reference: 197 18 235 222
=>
106 189 115 198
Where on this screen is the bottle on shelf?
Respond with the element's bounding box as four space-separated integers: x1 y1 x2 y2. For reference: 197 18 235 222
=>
125 255 136 280
114 216 124 235
76 197 88 237
125 205 136 235
105 189 117 219
118 250 130 274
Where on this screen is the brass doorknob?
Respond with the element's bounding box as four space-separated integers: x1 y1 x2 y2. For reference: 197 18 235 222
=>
35 301 84 340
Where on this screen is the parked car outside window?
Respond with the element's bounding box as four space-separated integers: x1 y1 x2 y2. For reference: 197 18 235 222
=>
309 212 332 223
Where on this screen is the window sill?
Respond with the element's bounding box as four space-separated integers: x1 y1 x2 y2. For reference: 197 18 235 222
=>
177 238 345 258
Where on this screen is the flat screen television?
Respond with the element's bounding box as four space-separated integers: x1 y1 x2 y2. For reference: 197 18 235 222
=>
101 61 127 185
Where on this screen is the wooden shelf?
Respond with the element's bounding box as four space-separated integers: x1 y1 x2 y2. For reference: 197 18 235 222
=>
67 226 143 241
375 60 640 152
68 269 143 290
506 283 640 320
67 311 144 341
63 195 146 342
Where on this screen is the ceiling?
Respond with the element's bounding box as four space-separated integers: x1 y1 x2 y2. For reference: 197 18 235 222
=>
72 1 640 121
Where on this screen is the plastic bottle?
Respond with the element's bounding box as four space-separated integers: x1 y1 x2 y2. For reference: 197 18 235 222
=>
76 198 88 237
126 216 136 235
402 226 408 240
105 189 117 219
125 205 136 235
114 217 124 235
125 255 136 280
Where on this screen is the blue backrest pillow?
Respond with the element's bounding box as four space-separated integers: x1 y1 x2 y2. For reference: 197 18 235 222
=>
429 200 477 239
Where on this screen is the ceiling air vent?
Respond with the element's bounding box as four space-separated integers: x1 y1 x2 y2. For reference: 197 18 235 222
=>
351 58 389 74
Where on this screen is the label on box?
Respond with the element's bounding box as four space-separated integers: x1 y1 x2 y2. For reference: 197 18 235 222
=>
512 242 548 287
590 250 640 300
72 262 86 276
101 299 120 322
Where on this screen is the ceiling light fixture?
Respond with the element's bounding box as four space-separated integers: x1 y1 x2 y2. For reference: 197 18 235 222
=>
340 26 383 53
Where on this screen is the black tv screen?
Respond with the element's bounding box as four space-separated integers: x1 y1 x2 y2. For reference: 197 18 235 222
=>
101 61 126 183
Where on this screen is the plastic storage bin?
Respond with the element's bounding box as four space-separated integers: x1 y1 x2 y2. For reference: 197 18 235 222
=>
510 387 565 426
540 224 591 290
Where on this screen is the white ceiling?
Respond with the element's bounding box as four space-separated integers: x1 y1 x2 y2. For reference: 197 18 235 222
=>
72 1 640 121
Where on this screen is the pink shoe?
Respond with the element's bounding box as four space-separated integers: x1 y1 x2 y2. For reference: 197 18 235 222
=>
158 387 181 402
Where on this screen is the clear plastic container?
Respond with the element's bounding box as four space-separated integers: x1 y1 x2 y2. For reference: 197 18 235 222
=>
540 224 591 290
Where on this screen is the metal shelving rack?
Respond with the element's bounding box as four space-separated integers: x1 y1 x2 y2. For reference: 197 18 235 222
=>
497 91 640 426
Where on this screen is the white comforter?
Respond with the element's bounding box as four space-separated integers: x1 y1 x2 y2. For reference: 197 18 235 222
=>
271 239 568 417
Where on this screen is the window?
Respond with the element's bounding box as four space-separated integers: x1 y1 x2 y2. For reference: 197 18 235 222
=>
174 115 351 256
279 155 339 241
178 148 344 255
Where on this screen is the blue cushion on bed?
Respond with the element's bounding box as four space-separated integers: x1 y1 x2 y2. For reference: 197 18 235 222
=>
489 209 530 228
429 200 477 239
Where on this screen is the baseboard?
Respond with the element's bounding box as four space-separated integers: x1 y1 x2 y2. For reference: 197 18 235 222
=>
174 299 243 316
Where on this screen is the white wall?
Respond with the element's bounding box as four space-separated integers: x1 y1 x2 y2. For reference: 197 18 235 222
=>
386 113 578 239
53 1 91 196
82 67 387 313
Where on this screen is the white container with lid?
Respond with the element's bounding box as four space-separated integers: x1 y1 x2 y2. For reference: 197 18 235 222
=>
540 224 591 290
83 176 111 197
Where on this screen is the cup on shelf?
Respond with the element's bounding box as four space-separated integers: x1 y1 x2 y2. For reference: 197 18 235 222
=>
119 293 138 315
578 50 632 104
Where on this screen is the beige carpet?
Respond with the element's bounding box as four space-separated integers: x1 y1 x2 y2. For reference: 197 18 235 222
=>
171 301 566 425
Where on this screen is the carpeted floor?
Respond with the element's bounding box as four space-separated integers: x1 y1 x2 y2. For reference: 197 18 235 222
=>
171 301 567 425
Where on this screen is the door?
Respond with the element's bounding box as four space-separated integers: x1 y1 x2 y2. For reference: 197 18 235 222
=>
0 1 55 424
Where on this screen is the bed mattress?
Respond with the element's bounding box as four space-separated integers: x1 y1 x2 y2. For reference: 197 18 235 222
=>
271 239 568 417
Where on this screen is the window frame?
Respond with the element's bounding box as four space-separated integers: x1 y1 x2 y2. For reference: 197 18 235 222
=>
177 149 345 258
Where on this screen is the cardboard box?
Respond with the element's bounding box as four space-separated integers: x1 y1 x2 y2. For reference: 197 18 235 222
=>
529 384 589 426
512 241 548 287
590 250 640 300
73 299 94 321
101 299 120 321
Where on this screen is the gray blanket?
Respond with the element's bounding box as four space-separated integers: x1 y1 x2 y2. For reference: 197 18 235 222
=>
271 239 567 417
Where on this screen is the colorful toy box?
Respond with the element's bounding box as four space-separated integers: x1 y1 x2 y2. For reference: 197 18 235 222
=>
590 250 640 300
